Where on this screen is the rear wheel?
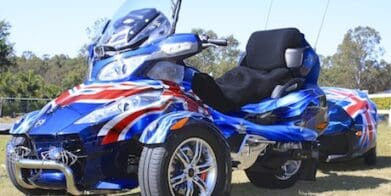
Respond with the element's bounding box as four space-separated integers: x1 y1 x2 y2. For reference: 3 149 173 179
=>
363 146 377 165
245 142 303 189
138 124 232 196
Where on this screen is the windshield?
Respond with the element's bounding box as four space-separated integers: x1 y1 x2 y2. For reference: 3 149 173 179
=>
96 0 173 50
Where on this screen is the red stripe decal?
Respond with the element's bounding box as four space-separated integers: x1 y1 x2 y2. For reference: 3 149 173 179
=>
101 103 169 145
56 87 151 107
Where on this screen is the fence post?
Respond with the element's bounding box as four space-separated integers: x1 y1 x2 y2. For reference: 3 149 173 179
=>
0 98 2 117
389 108 391 127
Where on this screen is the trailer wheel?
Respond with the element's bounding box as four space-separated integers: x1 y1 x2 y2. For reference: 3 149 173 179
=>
138 123 231 196
363 146 377 165
245 160 303 189
245 142 303 189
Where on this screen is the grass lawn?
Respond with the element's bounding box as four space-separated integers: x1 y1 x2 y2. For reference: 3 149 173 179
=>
0 123 390 195
0 117 17 123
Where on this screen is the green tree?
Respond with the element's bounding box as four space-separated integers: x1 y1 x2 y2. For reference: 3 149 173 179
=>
0 70 60 98
11 53 88 91
361 60 391 93
0 20 14 72
185 28 241 77
0 70 61 115
60 56 88 89
14 51 47 75
319 26 391 92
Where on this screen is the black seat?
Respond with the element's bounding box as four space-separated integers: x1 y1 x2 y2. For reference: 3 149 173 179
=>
192 28 309 113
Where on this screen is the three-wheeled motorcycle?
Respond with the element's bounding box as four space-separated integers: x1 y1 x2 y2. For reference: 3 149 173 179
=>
5 0 328 195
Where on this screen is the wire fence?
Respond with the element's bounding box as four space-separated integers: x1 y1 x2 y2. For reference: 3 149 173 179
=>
0 97 52 117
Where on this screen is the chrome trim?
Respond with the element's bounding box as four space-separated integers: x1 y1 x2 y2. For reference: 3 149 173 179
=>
168 138 217 195
274 142 303 180
326 154 346 162
231 135 275 170
13 158 86 195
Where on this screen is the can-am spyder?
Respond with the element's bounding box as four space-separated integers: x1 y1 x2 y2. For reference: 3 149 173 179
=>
5 0 328 195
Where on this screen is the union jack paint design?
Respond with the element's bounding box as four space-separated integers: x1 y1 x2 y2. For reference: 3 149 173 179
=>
70 80 211 145
99 103 171 145
54 81 162 107
323 87 377 148
23 80 209 145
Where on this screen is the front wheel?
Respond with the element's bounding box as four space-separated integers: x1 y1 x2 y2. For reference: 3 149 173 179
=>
6 137 67 196
138 123 232 196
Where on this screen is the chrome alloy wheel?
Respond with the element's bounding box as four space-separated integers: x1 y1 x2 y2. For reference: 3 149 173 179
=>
275 142 302 181
168 138 217 196
275 160 302 180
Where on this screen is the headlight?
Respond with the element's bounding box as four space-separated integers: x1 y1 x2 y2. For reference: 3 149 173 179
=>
97 55 147 81
47 146 64 160
75 91 161 124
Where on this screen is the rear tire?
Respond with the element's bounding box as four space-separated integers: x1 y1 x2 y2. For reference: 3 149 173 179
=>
245 142 303 189
138 123 232 196
6 137 67 195
363 146 377 165
245 163 302 189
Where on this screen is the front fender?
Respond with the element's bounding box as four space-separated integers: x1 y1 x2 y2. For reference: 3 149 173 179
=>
139 111 211 144
10 110 40 134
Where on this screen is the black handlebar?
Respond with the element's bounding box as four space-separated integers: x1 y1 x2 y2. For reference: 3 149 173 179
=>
199 35 228 48
207 39 228 46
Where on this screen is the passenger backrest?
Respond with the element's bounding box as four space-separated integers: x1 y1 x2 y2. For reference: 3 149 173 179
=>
242 28 305 72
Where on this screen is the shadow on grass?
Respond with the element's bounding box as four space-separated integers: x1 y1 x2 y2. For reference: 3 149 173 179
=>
231 156 391 195
232 174 390 196
300 174 389 193
318 156 391 172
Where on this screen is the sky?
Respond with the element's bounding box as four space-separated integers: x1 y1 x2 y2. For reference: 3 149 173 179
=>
1 0 391 61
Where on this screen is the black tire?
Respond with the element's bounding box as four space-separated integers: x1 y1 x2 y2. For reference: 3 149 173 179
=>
363 146 377 165
138 123 232 196
245 166 302 189
6 137 67 196
245 143 303 189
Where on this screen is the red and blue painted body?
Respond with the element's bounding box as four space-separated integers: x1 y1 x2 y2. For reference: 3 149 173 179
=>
319 87 378 162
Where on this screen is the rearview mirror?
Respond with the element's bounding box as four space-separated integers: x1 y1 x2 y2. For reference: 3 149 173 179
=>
94 45 117 58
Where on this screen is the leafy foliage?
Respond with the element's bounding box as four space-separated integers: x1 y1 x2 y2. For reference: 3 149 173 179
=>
185 29 241 77
11 52 88 90
0 20 88 115
371 97 391 110
319 26 391 93
0 70 61 115
0 20 14 72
